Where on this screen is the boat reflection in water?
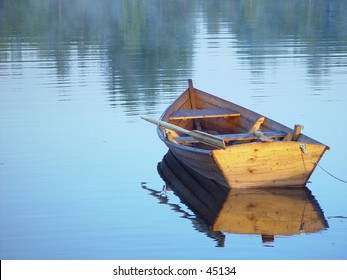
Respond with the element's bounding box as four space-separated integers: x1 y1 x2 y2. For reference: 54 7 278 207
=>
145 151 329 246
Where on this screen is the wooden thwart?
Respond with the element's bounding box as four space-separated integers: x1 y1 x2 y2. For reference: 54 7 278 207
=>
169 109 241 120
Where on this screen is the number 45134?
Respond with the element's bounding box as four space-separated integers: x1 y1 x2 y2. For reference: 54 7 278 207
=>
206 267 236 276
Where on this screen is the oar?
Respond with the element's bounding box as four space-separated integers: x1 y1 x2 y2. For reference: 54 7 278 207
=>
141 116 226 149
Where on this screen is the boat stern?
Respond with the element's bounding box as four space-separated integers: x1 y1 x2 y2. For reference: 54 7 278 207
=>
211 141 329 188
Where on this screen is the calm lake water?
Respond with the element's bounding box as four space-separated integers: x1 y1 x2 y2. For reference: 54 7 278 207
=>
1 0 347 260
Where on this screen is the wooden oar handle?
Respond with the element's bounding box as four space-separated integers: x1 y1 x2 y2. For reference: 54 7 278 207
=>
141 116 226 149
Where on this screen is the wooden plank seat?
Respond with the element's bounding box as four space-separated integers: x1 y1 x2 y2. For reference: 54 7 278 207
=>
169 109 241 120
174 131 287 145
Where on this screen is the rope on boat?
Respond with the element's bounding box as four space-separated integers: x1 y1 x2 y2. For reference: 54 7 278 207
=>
300 144 347 184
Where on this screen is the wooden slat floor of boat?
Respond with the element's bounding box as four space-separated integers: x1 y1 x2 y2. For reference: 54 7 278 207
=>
175 131 286 144
169 109 241 120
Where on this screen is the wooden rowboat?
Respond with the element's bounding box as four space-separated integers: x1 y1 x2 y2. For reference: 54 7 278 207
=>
144 79 329 188
157 151 328 243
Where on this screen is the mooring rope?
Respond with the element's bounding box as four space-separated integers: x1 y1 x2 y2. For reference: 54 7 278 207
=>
300 144 347 184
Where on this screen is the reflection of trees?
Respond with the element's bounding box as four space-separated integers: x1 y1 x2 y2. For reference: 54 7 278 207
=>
200 0 347 84
102 1 195 115
0 0 195 114
1 0 347 109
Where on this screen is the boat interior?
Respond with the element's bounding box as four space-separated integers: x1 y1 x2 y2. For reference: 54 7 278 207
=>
162 80 302 149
